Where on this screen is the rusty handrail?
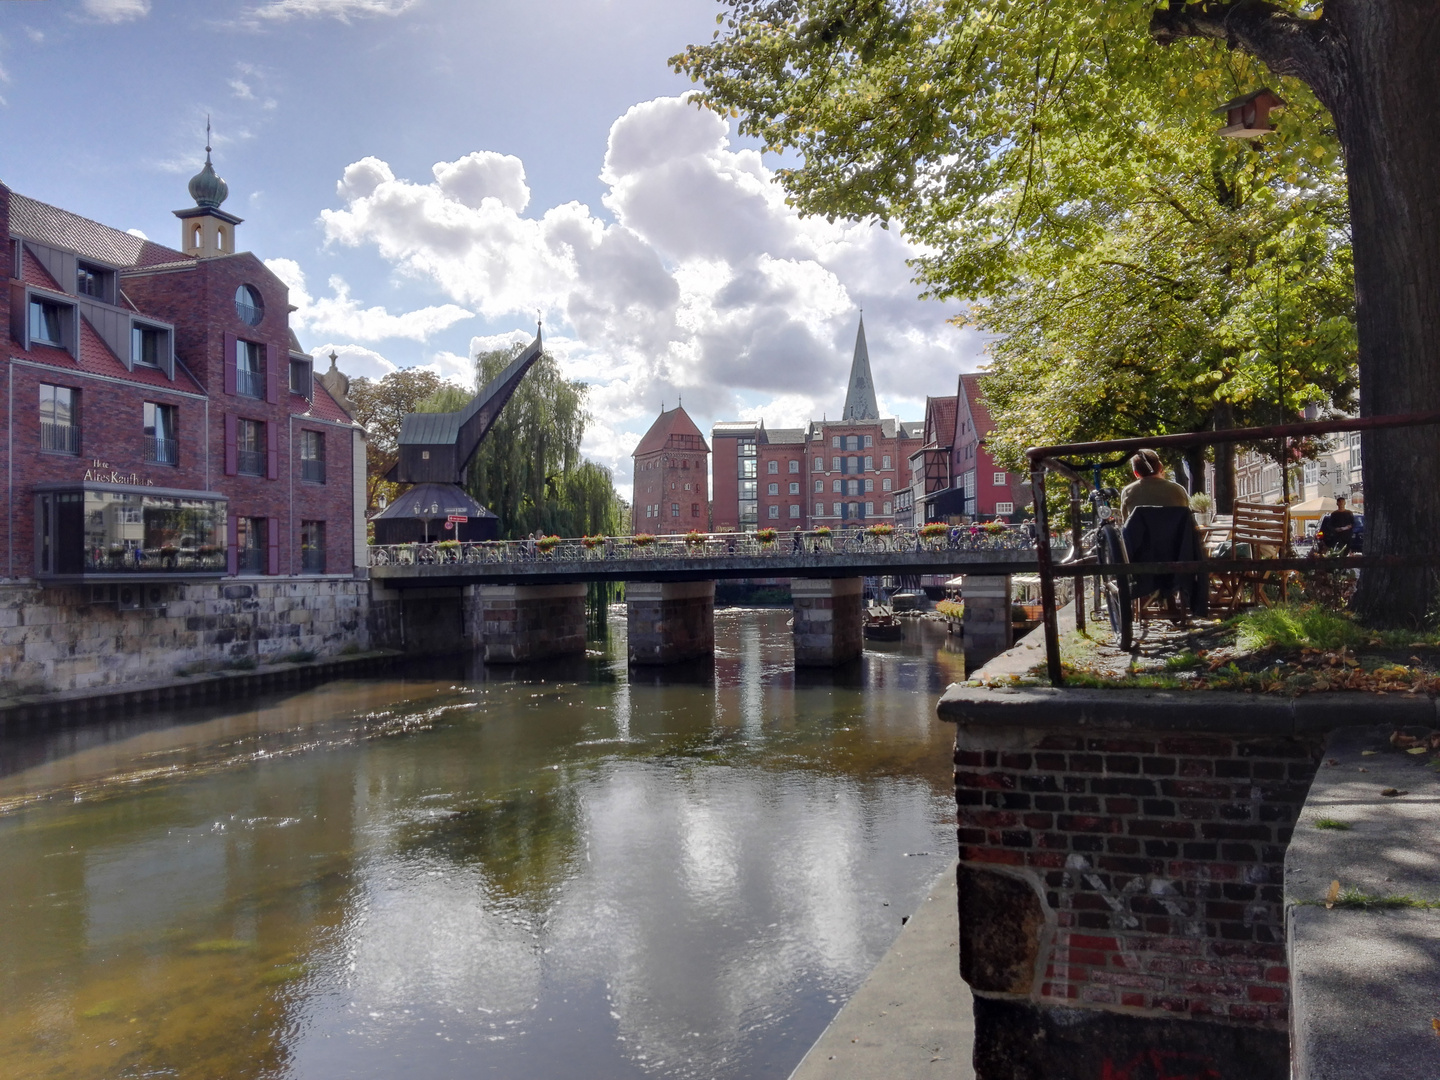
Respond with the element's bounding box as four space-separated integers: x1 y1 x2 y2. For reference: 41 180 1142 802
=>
1027 412 1440 686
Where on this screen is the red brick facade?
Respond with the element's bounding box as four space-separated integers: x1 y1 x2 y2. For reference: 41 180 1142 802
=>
0 178 361 583
632 406 709 535
956 730 1322 1027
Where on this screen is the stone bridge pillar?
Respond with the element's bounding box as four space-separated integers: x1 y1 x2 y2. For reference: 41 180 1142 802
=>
962 574 1012 672
475 583 587 663
626 581 715 665
791 577 863 666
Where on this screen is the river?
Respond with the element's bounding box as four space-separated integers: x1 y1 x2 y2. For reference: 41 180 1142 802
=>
0 606 965 1080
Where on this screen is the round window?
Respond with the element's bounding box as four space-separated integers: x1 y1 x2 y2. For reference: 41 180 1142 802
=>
235 284 264 326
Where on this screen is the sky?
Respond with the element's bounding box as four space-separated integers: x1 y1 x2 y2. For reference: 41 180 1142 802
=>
0 0 987 496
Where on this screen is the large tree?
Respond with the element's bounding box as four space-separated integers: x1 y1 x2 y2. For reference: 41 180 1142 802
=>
677 0 1440 624
348 367 448 516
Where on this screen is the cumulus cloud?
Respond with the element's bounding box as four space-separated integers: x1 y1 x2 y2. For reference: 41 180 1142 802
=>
82 0 150 22
248 0 418 21
266 257 474 343
317 96 984 482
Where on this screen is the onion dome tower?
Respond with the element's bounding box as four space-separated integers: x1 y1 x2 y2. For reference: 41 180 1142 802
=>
174 119 244 258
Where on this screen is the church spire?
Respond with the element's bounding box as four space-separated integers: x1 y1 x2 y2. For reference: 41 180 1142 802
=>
841 315 879 422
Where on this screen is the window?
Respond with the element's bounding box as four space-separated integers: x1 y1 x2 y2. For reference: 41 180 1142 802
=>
832 502 841 516
832 479 842 493
865 501 874 514
301 429 325 483
882 455 891 469
76 263 112 301
131 324 166 367
235 284 264 327
768 460 778 474
846 435 859 451
863 436 873 448
831 436 840 448
831 456 840 471
36 489 227 578
768 483 779 495
882 478 892 492
29 297 68 347
883 501 893 515
788 460 799 474
864 455 874 471
237 517 267 574
995 502 1015 515
814 480 822 493
864 479 874 492
1350 432 1362 477
236 340 264 398
39 384 79 454
143 402 177 465
237 419 265 476
847 456 859 474
994 472 1007 486
1303 460 1319 487
847 479 860 496
692 503 700 518
300 520 326 573
290 357 313 398
815 503 824 516
787 505 798 519
768 505 779 519
814 457 823 471
789 482 800 495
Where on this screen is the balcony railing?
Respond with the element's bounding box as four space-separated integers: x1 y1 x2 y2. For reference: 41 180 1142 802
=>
144 437 177 465
236 368 264 399
237 546 266 574
41 421 80 455
301 458 326 484
237 449 265 477
301 547 326 572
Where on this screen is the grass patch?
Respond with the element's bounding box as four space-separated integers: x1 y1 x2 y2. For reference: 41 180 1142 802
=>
1313 817 1352 830
226 656 257 671
1232 605 1371 652
1055 665 1186 691
1325 890 1440 910
1163 650 1206 672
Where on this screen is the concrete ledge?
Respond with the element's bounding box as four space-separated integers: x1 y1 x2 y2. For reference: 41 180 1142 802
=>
938 684 1440 736
1286 723 1440 1080
0 649 406 732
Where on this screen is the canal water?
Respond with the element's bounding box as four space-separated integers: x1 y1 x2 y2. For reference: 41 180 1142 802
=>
0 607 966 1080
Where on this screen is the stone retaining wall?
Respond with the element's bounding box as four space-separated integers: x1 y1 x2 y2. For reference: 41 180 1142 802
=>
0 578 370 696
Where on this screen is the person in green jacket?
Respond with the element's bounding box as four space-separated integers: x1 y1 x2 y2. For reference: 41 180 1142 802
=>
1119 448 1191 522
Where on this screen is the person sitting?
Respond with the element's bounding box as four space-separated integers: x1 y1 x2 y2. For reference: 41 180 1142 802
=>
1119 448 1191 523
1315 495 1357 553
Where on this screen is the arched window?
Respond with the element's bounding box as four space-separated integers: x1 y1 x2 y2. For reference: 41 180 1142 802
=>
235 284 264 326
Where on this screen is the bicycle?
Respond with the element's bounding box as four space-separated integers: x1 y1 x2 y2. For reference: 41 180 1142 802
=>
1060 486 1133 650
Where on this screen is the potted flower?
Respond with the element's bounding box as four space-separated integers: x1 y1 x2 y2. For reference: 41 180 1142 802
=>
684 530 706 547
536 534 561 554
983 520 1008 535
865 523 895 538
919 522 948 540
581 535 606 550
755 527 778 545
633 533 656 548
1189 492 1214 525
812 526 832 538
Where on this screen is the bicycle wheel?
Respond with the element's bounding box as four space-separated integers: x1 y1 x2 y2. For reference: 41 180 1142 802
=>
1095 523 1133 650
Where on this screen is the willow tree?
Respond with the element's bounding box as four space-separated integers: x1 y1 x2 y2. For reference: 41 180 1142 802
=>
460 344 624 540
677 0 1440 624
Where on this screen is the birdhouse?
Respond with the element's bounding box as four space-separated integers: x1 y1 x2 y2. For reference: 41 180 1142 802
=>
1214 88 1286 138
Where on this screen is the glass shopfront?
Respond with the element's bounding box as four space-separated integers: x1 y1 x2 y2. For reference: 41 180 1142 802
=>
36 485 227 579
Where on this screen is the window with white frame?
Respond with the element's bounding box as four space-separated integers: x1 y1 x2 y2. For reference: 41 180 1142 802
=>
767 483 778 495
831 456 840 471
768 505 779 519
788 460 799 473
789 482 800 494
815 502 824 516
789 505 800 518
814 479 823 493
882 455 891 469
995 502 1014 515
1303 460 1318 488
768 460 778 473
864 479 874 492
882 478 892 492
994 472 1007 485
864 455 873 471
832 502 841 516
1350 432 1362 476
832 436 840 448
814 456 823 471
832 479 842 493
883 501 893 515
865 501 874 514
863 435 873 448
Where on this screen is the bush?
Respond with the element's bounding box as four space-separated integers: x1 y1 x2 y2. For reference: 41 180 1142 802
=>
756 528 778 543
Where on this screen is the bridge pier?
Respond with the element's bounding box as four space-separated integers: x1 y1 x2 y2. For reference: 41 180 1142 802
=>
791 577 863 667
626 581 715 665
475 583 587 663
962 575 1012 672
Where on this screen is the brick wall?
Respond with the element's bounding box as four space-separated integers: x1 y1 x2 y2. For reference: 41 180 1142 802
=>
957 730 1321 1027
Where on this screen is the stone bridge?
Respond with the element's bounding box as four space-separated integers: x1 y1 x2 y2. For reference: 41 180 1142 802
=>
366 528 1045 670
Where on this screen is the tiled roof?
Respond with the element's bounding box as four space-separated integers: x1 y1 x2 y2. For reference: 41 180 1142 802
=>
21 246 62 291
712 420 761 435
766 427 807 444
10 193 191 269
19 318 205 395
296 380 357 425
635 406 709 457
959 373 995 438
900 420 925 439
925 396 959 448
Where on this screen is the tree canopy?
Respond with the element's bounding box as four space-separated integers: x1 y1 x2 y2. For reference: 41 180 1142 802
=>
348 367 448 515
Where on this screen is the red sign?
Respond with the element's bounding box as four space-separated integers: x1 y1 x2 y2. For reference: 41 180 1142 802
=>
447 515 468 523
444 522 454 530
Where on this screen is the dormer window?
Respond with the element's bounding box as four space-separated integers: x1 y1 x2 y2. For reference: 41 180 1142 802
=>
29 299 65 346
75 262 114 302
235 284 264 327
132 324 163 367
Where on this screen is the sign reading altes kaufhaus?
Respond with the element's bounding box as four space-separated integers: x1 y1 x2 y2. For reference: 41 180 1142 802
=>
83 460 155 487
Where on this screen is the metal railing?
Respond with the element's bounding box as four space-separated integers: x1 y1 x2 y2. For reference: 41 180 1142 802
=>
144 436 177 465
236 368 264 399
237 449 265 476
1027 410 1440 687
301 458 326 484
41 421 79 454
369 525 1041 568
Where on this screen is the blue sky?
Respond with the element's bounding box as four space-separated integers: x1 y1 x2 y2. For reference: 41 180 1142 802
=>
0 0 985 486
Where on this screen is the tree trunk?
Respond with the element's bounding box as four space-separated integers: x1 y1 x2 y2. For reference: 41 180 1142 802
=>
1213 404 1235 515
1329 5 1440 625
1184 445 1207 496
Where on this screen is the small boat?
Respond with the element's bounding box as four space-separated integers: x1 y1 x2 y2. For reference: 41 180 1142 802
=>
863 608 904 641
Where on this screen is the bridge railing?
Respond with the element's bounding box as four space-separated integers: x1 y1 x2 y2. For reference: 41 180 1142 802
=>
368 525 1041 568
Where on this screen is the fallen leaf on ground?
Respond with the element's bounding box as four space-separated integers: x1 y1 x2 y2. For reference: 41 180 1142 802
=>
1326 880 1340 910
1408 747 1429 755
1381 788 1408 797
1362 750 1378 756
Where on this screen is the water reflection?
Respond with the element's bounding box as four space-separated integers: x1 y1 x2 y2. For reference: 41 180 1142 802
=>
0 608 964 1080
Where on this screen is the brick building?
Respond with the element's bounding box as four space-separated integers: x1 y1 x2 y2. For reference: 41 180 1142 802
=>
0 148 364 590
908 372 1030 524
710 319 923 532
631 404 710 534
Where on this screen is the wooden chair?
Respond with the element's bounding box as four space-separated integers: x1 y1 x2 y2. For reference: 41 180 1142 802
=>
1208 501 1291 614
